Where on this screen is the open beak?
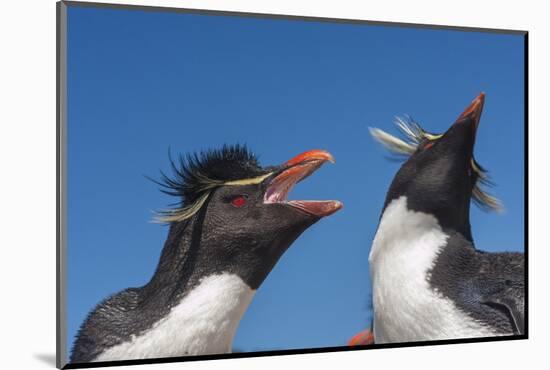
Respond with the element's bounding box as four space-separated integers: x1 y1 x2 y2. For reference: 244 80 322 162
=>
455 92 485 129
264 149 343 217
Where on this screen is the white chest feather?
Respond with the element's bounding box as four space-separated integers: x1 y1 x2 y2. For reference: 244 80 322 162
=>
369 196 496 343
94 274 255 362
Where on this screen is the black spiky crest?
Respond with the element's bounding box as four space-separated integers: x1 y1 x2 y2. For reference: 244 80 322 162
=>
151 144 273 223
370 116 503 212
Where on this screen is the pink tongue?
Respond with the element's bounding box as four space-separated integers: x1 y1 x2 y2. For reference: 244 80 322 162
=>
265 177 294 203
265 162 323 203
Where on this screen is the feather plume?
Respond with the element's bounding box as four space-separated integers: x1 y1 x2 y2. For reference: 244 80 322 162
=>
370 117 503 212
150 144 271 223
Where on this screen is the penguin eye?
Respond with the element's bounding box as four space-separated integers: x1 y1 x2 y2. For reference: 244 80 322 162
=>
230 195 248 208
424 141 435 150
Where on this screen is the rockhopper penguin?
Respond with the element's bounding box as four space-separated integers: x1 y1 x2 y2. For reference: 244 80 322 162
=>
368 93 524 343
70 145 342 363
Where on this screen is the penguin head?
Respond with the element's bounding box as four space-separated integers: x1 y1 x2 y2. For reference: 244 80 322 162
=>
371 93 501 238
153 145 342 289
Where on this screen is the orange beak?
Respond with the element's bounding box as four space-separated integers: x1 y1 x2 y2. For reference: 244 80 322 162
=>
455 92 485 128
264 149 342 217
348 329 375 346
283 149 335 167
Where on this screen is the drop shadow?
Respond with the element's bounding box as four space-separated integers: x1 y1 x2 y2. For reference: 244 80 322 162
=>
34 353 57 367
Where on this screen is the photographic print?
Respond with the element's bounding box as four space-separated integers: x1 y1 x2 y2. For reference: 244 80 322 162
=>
57 1 526 368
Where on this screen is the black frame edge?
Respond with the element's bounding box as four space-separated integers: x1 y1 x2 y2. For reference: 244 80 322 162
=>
523 32 529 338
63 335 527 369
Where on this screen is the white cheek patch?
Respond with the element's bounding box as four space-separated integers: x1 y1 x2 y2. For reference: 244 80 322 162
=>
93 274 255 362
369 196 498 343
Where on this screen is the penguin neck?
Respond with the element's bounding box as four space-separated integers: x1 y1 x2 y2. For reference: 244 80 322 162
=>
381 189 474 243
142 217 209 301
371 196 475 267
142 212 257 309
98 217 257 360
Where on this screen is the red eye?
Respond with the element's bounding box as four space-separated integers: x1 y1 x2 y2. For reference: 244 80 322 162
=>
231 196 247 208
424 142 434 150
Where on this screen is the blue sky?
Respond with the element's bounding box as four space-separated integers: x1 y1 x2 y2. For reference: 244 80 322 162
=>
66 5 524 358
